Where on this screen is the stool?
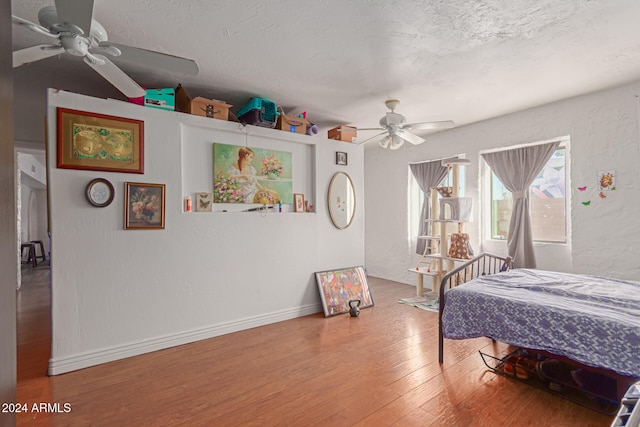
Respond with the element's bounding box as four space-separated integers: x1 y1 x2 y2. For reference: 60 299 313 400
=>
30 240 46 263
21 243 37 267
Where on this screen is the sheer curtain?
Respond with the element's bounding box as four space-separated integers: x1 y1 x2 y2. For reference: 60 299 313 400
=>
481 141 560 268
409 161 449 255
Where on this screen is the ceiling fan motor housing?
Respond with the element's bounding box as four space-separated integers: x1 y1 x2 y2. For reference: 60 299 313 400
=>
380 112 406 128
60 35 90 56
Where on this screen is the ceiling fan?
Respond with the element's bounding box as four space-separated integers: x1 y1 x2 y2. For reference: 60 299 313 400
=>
11 0 199 98
348 99 455 150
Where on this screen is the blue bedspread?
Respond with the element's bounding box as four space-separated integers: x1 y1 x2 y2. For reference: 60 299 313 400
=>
442 268 640 377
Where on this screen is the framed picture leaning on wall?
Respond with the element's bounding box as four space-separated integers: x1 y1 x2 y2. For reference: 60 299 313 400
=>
294 193 305 212
315 266 374 317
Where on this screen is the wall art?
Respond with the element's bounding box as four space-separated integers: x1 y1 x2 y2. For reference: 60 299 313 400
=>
598 170 616 191
57 108 144 173
196 192 213 212
294 193 305 212
213 143 292 204
315 266 374 317
124 182 165 230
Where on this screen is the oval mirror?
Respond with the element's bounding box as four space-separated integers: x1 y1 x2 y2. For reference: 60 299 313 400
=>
328 172 356 229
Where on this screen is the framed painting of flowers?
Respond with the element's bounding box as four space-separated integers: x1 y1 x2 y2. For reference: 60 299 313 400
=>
124 182 166 230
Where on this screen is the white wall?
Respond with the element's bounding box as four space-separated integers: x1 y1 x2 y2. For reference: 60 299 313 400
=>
365 80 640 285
47 90 364 374
17 152 48 246
17 151 46 183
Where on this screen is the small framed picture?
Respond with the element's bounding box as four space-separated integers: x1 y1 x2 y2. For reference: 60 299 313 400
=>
598 170 616 191
336 151 348 166
294 193 305 213
124 182 166 230
196 192 213 212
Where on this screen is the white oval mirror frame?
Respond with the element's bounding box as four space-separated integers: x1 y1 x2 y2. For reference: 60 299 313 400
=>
328 172 356 229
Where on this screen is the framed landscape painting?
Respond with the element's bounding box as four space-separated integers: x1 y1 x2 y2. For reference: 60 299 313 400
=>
315 266 374 317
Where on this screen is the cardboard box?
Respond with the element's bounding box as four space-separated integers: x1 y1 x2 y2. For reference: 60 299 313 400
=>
175 84 191 112
190 97 232 121
174 85 232 121
144 88 175 110
328 125 357 142
275 114 308 134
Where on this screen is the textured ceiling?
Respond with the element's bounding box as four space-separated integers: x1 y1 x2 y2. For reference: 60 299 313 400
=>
11 0 640 145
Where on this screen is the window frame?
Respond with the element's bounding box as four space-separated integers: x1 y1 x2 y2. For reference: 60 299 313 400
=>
408 160 465 242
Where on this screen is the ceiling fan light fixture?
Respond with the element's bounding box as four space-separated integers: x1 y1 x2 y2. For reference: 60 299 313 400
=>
379 136 391 149
389 135 404 150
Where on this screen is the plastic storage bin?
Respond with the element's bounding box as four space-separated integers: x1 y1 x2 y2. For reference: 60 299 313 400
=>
237 98 279 128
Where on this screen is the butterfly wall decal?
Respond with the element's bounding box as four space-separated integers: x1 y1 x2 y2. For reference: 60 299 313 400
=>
578 186 587 191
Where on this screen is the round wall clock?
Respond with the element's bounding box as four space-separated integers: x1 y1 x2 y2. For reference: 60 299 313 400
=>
85 178 115 207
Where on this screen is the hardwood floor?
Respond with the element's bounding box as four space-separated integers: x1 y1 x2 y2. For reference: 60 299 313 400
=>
16 267 614 426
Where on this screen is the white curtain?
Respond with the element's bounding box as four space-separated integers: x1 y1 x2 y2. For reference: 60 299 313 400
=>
481 141 560 268
409 161 449 255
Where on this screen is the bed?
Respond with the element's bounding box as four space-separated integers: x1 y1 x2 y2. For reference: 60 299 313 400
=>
438 253 640 378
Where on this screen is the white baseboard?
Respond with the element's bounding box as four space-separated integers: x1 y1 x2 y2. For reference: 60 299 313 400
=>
48 303 322 375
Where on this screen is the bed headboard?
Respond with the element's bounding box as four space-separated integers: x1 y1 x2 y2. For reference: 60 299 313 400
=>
440 253 511 295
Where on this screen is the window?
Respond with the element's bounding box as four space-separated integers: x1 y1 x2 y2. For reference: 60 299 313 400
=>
408 164 465 240
487 142 568 243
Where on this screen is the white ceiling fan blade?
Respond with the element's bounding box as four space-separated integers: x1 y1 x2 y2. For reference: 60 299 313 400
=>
96 42 199 76
84 54 146 98
13 45 64 67
397 130 425 145
350 127 385 132
54 0 95 36
356 131 387 145
405 120 455 131
12 15 60 38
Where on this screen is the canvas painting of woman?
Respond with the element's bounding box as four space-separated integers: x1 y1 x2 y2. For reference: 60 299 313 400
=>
213 143 293 204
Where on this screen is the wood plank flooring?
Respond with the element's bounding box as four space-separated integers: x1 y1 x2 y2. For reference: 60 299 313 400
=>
16 266 614 426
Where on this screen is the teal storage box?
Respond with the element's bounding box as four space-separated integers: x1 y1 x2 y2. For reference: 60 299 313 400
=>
144 88 175 110
237 97 279 128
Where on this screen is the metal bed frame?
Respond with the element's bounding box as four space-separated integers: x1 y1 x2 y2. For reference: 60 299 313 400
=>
438 252 511 363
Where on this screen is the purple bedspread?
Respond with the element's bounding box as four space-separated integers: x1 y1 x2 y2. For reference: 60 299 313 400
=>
442 268 640 377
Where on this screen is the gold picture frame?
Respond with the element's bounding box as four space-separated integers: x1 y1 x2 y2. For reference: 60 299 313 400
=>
57 108 144 173
294 193 305 213
124 182 166 230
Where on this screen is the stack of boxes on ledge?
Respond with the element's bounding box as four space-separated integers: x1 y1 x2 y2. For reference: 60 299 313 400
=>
129 85 359 142
128 85 329 138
